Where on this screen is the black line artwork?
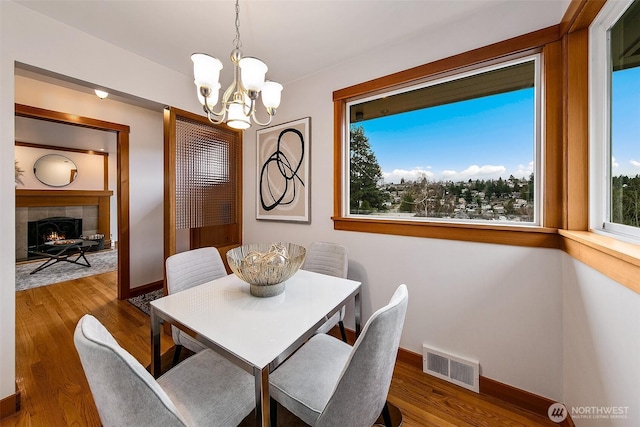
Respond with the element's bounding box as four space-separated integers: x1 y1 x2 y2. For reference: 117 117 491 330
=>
259 128 305 211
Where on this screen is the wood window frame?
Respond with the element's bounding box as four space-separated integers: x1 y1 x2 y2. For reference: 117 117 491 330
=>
333 0 640 294
332 25 564 249
561 0 640 294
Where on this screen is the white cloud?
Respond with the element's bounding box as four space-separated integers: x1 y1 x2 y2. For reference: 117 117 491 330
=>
436 164 506 181
382 167 434 183
459 164 506 177
612 157 619 168
382 163 535 183
630 160 640 168
514 161 534 177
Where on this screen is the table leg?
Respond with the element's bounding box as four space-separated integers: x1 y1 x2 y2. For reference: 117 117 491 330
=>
355 290 362 338
70 248 91 267
150 310 162 378
29 245 92 274
29 256 60 274
254 367 270 426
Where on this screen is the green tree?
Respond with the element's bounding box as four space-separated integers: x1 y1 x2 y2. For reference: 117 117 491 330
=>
350 126 385 213
613 175 640 227
464 190 473 204
611 175 625 223
505 199 515 215
399 193 415 212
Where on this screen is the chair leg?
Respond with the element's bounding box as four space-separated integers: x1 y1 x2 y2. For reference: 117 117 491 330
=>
270 397 278 426
338 321 348 343
172 345 183 367
381 401 392 427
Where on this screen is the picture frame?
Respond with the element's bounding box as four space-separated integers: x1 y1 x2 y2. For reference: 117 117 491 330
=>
256 117 310 223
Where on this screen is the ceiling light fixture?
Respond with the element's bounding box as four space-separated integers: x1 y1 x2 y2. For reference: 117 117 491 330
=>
191 0 282 130
94 89 109 99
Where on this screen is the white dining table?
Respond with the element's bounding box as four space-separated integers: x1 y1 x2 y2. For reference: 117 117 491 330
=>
150 269 361 427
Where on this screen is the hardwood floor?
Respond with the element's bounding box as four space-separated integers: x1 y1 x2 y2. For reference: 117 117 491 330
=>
5 272 556 426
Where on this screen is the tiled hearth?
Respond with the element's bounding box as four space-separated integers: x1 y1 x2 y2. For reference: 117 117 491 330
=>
16 206 99 261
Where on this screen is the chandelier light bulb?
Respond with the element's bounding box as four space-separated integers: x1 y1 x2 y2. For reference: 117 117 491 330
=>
239 57 268 92
192 53 223 88
227 102 251 129
261 81 283 109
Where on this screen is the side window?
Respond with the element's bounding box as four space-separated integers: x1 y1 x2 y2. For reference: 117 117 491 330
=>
609 0 640 234
345 55 542 226
591 0 640 241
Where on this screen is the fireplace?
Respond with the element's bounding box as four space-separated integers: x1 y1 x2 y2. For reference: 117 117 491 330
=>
27 216 83 257
16 190 113 261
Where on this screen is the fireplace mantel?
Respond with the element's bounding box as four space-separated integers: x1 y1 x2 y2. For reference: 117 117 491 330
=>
16 189 113 247
16 189 113 205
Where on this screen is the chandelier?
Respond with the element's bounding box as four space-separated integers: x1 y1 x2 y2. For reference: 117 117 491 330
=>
191 0 283 130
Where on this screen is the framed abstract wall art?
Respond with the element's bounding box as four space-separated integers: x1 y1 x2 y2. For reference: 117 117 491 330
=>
256 117 310 223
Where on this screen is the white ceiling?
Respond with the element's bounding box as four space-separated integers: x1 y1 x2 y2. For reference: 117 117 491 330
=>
14 0 571 88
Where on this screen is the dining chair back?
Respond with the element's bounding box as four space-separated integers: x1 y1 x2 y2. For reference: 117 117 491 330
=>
74 314 254 427
303 241 348 278
269 284 409 427
166 247 227 294
165 247 228 364
316 284 408 426
303 241 349 341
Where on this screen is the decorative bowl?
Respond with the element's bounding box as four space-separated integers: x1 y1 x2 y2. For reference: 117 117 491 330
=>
226 243 306 297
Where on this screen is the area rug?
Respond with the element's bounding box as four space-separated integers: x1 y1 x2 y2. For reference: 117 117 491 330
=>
15 250 118 291
127 289 164 316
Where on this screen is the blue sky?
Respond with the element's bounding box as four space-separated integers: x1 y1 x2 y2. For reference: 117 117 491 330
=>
355 88 535 184
612 66 640 176
354 65 638 184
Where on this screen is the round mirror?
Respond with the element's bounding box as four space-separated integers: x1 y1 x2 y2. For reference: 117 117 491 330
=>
33 154 78 187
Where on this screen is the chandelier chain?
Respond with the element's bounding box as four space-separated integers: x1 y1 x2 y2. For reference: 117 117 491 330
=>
233 0 242 49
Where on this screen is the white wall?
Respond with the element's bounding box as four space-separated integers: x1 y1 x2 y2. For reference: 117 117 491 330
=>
562 255 640 426
0 1 200 400
15 145 105 190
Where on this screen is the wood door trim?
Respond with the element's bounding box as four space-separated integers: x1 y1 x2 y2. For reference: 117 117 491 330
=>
15 103 131 299
15 103 129 132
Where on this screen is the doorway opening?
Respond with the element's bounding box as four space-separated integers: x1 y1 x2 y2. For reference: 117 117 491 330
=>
15 103 132 299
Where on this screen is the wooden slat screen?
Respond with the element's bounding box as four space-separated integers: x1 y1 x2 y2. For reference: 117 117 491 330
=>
174 116 239 229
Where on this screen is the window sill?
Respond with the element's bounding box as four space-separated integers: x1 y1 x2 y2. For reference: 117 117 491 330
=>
559 230 640 294
332 216 560 248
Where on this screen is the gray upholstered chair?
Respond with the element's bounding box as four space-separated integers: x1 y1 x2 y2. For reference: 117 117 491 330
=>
74 314 254 427
302 241 349 341
166 247 228 365
269 284 408 427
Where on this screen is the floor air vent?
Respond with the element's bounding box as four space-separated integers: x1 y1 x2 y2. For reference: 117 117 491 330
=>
422 345 479 393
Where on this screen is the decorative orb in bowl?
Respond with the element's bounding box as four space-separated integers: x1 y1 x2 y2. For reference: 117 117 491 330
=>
226 243 306 297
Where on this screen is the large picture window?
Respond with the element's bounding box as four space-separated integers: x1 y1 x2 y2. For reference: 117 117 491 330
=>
344 55 541 226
